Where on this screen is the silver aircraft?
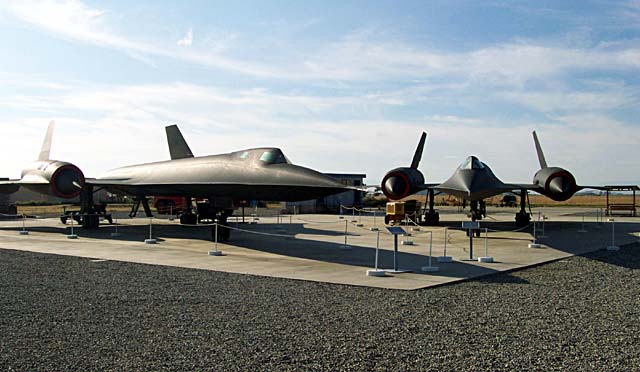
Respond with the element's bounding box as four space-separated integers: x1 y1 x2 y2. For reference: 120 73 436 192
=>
0 122 354 239
381 131 601 226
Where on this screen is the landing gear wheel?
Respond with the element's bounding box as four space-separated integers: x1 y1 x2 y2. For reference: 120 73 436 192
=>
82 214 100 229
515 212 531 227
423 212 439 226
180 213 198 225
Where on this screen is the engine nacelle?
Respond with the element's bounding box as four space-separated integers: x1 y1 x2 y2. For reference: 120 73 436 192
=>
381 167 425 200
533 167 577 202
20 160 85 199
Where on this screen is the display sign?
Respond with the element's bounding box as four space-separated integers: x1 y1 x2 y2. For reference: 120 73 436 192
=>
386 226 407 235
462 221 480 229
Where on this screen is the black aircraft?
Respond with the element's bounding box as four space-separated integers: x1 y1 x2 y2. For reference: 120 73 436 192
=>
381 131 601 226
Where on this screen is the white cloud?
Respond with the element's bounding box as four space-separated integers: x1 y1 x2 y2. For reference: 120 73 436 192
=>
501 89 635 113
3 1 640 85
177 28 193 46
0 0 276 77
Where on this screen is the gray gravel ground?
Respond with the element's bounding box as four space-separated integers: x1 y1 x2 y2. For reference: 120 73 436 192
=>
1 244 639 372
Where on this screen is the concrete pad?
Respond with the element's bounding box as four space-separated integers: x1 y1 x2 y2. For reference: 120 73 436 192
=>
0 207 638 290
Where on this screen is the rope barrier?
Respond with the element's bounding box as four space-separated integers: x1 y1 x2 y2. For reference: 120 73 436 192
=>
173 221 295 238
293 217 345 225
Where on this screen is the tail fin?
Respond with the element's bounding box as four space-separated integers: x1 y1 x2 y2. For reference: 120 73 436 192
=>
165 124 194 160
38 121 55 161
532 131 548 169
410 132 427 169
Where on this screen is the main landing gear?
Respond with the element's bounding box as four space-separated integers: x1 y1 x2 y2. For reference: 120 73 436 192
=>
515 188 532 227
175 197 233 242
422 189 440 226
466 200 486 237
60 185 113 229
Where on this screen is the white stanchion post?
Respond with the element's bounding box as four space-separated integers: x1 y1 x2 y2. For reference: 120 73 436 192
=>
438 227 452 263
67 215 78 239
578 213 587 233
478 228 493 263
111 218 121 238
422 231 439 272
356 208 363 227
341 219 351 250
528 221 542 248
169 205 175 221
367 231 385 276
607 218 619 251
144 217 157 244
19 214 28 235
370 210 379 231
209 222 223 256
375 231 380 270
539 208 548 238
402 214 413 245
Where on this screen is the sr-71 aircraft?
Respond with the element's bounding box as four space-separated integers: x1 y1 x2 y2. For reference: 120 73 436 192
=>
0 122 354 240
381 131 602 227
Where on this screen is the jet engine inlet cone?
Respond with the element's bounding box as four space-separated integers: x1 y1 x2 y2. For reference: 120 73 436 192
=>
384 176 407 198
549 177 571 194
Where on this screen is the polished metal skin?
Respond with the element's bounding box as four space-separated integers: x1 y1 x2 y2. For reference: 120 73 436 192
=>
0 123 352 203
93 146 350 201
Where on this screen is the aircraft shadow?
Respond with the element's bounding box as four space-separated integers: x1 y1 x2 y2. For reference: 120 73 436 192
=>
0 220 517 282
4 218 638 280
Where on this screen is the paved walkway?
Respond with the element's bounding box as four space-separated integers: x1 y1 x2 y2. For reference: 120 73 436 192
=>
1 207 638 290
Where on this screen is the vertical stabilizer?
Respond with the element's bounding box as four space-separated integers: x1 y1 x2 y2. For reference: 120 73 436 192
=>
532 131 548 169
165 124 194 160
410 132 427 169
38 121 55 161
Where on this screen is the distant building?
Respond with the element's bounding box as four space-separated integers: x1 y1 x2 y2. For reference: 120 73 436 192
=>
285 173 366 214
0 193 15 214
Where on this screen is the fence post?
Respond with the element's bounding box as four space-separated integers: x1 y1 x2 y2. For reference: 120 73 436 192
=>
208 222 224 256
341 219 351 250
144 217 156 244
438 227 452 263
422 231 439 272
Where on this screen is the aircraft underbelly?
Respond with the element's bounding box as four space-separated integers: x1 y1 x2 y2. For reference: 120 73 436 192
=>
101 183 346 202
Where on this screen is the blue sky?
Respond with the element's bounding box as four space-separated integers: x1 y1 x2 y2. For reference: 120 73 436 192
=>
0 0 638 185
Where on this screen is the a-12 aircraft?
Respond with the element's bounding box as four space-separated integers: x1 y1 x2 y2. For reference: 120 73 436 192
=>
0 122 355 240
380 131 602 227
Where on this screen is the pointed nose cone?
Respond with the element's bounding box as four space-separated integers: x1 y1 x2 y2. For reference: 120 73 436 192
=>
549 177 571 194
437 157 509 201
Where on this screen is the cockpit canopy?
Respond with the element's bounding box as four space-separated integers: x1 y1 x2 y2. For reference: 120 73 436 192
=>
459 156 485 170
233 148 291 166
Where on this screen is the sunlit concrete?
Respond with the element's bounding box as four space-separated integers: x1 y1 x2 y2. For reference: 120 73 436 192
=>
0 206 638 290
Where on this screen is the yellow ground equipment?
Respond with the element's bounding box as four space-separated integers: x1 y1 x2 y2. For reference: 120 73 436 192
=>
385 200 422 225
